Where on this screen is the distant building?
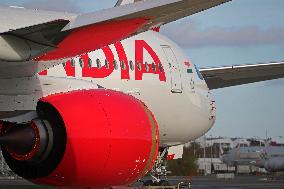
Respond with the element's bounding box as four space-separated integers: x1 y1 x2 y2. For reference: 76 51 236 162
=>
189 136 282 175
197 158 234 175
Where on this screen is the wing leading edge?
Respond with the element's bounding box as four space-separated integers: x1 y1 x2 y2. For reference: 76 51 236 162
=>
200 62 284 90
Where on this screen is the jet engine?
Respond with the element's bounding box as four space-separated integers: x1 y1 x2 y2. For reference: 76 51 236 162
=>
0 89 159 188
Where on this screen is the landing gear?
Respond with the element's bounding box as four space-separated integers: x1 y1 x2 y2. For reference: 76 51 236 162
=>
143 147 170 186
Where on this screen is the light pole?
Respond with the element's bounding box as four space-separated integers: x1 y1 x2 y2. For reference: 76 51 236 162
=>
279 136 283 147
203 135 206 175
210 134 213 174
203 135 206 158
193 141 196 156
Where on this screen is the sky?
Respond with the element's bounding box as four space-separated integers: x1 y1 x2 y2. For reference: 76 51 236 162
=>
1 0 284 141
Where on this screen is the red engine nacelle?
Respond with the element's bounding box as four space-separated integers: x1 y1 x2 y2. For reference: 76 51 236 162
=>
1 89 159 188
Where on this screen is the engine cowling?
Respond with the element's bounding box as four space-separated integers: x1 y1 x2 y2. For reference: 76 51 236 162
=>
1 89 159 188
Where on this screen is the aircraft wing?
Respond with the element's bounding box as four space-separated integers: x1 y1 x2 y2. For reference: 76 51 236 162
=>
0 6 75 34
69 0 231 31
200 62 284 90
0 0 230 61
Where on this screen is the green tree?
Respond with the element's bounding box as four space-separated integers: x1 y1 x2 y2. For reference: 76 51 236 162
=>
167 146 198 176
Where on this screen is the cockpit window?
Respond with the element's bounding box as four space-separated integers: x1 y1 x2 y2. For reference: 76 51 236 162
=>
194 64 204 80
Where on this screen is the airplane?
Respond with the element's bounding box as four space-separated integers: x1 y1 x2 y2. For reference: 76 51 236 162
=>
0 0 283 188
222 146 284 172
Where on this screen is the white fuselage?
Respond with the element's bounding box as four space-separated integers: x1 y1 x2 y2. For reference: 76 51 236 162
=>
0 31 215 147
43 31 216 146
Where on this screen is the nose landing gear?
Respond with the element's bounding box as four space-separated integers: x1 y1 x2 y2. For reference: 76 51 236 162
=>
143 147 170 186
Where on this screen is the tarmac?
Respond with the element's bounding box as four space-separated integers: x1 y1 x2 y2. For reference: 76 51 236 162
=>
0 175 283 188
135 175 284 189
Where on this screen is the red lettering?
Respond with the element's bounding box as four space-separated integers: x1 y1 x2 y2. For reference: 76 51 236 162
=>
38 40 166 82
135 40 166 82
64 60 75 77
38 70 47 76
114 42 130 80
82 46 115 78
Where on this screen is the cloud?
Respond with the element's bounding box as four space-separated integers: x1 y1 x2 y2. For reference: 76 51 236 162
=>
161 19 284 48
23 0 81 13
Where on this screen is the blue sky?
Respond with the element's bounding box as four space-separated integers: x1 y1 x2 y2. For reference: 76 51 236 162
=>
1 0 284 141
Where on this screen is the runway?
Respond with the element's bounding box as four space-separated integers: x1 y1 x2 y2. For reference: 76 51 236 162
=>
135 176 284 189
0 176 283 188
188 176 284 189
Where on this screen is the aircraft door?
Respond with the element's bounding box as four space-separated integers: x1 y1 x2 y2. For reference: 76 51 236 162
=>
161 46 182 93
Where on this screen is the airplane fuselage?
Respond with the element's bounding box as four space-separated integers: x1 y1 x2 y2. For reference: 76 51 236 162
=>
43 31 216 146
222 146 284 172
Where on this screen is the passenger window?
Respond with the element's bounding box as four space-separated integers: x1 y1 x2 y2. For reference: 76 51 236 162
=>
145 62 149 72
121 60 126 70
96 59 101 68
113 60 118 70
87 58 92 68
71 59 76 67
159 63 163 72
152 62 156 72
105 59 109 69
137 62 142 71
129 60 134 71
